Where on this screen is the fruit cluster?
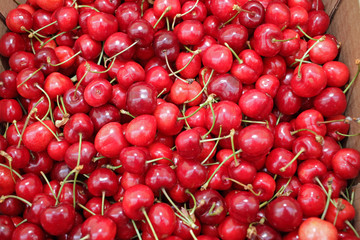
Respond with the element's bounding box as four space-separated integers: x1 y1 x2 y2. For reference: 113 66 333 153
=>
0 0 360 239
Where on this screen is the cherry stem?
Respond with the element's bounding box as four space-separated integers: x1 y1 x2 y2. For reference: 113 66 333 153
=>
171 0 199 29
78 203 96 216
241 119 267 125
200 131 232 143
0 162 22 179
0 195 32 207
166 17 170 31
132 220 143 240
97 43 104 65
0 151 16 183
74 63 90 98
47 51 81 67
321 183 332 220
140 0 145 16
201 149 242 190
346 220 360 238
154 6 171 29
230 129 238 166
225 178 260 196
185 69 214 104
201 126 222 165
15 219 27 227
17 65 43 88
17 97 43 148
72 133 83 208
161 188 197 229
314 177 337 207
169 50 201 76
142 208 159 240
291 128 318 136
105 41 138 67
34 116 60 141
106 164 122 170
259 177 293 208
40 171 58 202
164 51 188 83
219 5 242 28
190 230 198 240
30 38 36 54
279 148 305 172
34 84 54 123
296 25 318 41
186 189 197 216
336 131 360 137
146 157 175 165
76 5 100 12
120 109 136 118
56 167 80 205
318 117 352 124
178 94 215 120
101 191 106 216
41 26 81 48
224 42 243 64
343 59 360 94
202 100 215 138
272 36 297 43
297 35 326 78
29 21 58 38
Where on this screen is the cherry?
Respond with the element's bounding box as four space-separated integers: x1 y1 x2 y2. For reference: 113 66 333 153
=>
146 203 177 239
40 202 75 236
63 86 91 114
265 196 303 232
15 173 43 202
255 74 280 98
297 183 326 217
125 114 157 147
0 215 15 240
64 113 94 144
175 129 202 160
0 71 18 99
306 10 330 37
251 23 283 57
87 12 118 41
295 109 326 137
181 1 207 22
218 216 247 240
176 20 205 46
123 184 154 220
0 99 23 123
266 148 297 178
297 159 327 184
16 67 45 100
6 8 33 33
231 49 263 85
52 6 79 32
308 35 338 64
115 2 141 32
23 151 53 175
126 82 157 116
275 84 302 116
325 198 355 230
237 124 274 157
153 31 180 62
83 197 110 218
218 24 248 54
331 148 360 180
83 78 112 107
299 217 338 240
176 159 207 189
202 44 233 74
210 0 238 22
252 172 276 202
23 120 57 152
239 89 273 120
265 2 290 29
237 0 265 29
81 215 116 240
104 32 136 61
12 222 46 240
64 141 97 174
74 35 102 61
323 61 350 87
0 32 25 57
313 87 347 117
175 52 202 79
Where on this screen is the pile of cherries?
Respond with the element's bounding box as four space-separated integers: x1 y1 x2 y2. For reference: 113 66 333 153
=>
1 0 360 239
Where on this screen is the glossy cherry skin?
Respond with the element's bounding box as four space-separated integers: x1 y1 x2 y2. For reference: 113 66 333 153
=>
265 196 303 232
153 31 180 62
275 85 302 116
95 122 128 158
12 222 46 240
308 36 338 64
265 2 290 29
231 49 264 85
255 74 280 98
0 32 25 57
331 148 360 180
238 0 265 29
176 159 207 189
81 215 116 240
84 78 112 107
40 202 75 236
202 44 233 74
87 168 118 197
0 99 23 123
125 115 157 147
313 87 347 117
295 109 326 137
146 203 176 239
154 102 184 136
218 216 247 240
239 89 273 120
251 23 283 57
238 125 274 157
104 32 135 61
176 20 205 46
64 141 97 174
0 215 15 240
210 0 237 22
145 163 176 193
74 34 102 60
306 10 330 37
23 120 56 152
323 61 350 87
205 100 242 136
87 12 118 41
297 183 326 217
126 82 157 116
6 8 33 33
122 184 154 220
169 80 203 107
208 74 242 103
15 173 43 202
89 104 121 131
0 70 17 99
227 191 259 224
175 129 202 160
325 198 355 230
16 67 45 100
266 148 297 178
173 217 201 240
299 217 338 240
175 52 202 79
63 113 94 144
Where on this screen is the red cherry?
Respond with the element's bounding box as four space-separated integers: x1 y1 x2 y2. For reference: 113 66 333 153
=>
299 217 337 240
202 44 233 74
123 184 154 220
331 148 360 180
81 215 116 240
40 202 75 236
239 89 273 120
87 12 118 41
